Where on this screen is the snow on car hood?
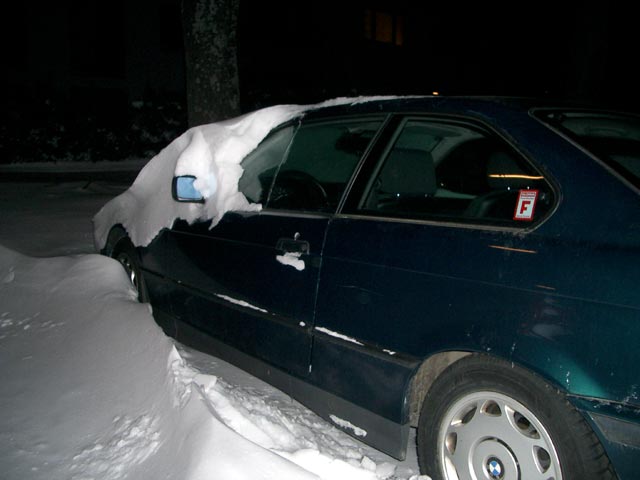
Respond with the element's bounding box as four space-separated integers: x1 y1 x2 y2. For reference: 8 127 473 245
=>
93 97 400 250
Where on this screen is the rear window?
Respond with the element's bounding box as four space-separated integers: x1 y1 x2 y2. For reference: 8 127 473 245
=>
536 110 640 189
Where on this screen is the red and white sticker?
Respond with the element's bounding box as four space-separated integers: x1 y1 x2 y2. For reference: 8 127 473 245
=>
513 190 539 221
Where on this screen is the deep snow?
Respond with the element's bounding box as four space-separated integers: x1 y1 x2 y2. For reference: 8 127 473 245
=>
0 178 426 479
0 246 317 480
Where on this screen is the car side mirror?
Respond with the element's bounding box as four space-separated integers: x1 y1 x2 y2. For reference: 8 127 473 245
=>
172 175 205 203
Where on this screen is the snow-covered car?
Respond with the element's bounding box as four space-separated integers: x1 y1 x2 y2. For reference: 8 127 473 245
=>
95 97 640 480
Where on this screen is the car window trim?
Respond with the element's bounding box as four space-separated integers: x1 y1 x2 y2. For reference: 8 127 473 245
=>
260 119 301 207
341 113 559 233
257 209 334 220
333 212 530 234
339 114 405 213
264 114 390 215
335 113 394 213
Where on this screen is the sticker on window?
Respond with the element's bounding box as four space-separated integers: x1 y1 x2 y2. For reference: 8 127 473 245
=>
513 190 539 221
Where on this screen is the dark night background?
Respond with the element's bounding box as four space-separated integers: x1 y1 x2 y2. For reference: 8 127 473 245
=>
2 1 639 164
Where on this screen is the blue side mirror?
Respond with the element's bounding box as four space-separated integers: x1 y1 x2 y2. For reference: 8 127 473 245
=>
172 175 204 203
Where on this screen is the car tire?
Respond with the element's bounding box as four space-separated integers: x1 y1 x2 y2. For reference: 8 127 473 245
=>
417 354 615 480
112 237 148 302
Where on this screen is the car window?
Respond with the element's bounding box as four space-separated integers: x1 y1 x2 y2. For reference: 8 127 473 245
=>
358 119 554 226
536 110 640 190
239 125 296 204
266 119 383 213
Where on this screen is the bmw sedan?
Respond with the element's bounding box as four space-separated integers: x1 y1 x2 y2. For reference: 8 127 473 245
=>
96 97 640 480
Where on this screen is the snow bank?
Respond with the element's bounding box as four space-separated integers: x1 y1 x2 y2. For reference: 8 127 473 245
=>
0 245 429 479
93 97 402 250
0 246 315 480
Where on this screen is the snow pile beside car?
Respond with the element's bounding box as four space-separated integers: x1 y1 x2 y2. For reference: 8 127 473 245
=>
93 97 399 250
0 246 317 480
0 246 427 480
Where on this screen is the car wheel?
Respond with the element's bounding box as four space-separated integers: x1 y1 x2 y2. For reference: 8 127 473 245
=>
112 237 148 302
417 354 615 480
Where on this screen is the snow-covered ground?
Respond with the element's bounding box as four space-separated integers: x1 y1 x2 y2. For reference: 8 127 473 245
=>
0 178 426 479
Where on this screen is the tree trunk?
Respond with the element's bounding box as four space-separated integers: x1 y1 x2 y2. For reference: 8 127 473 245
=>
182 0 240 126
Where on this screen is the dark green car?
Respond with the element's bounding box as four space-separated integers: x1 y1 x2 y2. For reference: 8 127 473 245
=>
100 97 640 480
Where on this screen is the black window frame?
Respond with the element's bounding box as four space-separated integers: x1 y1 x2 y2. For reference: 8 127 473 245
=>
261 114 388 215
341 114 557 230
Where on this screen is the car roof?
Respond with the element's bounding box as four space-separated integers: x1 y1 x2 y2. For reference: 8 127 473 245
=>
301 96 638 122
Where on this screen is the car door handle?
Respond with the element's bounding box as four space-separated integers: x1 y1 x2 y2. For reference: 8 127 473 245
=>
276 238 310 254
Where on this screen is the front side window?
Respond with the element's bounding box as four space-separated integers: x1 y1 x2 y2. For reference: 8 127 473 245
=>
358 119 554 226
536 110 640 190
239 125 296 205
266 119 383 213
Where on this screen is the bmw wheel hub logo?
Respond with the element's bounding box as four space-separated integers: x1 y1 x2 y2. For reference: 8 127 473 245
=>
487 458 504 479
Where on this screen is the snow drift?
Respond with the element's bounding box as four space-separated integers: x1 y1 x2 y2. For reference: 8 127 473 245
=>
0 246 427 479
0 246 315 480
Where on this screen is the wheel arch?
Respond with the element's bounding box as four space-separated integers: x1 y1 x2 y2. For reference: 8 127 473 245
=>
407 338 612 429
102 224 129 257
408 351 470 426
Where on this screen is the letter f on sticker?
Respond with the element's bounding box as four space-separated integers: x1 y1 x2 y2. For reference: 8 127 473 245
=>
519 200 532 215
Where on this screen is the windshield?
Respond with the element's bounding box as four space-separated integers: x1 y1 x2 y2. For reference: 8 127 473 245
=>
536 110 640 189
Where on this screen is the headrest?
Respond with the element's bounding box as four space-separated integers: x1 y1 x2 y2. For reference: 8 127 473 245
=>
381 148 436 196
486 151 531 189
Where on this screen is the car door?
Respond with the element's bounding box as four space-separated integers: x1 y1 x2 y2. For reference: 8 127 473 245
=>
147 117 384 377
310 116 556 417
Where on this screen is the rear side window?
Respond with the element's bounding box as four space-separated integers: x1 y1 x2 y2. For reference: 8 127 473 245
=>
536 111 640 190
266 119 383 213
357 119 554 226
